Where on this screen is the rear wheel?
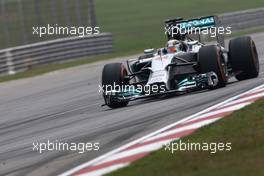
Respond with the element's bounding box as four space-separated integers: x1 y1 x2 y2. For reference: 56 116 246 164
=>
229 36 259 81
102 63 129 108
198 45 227 88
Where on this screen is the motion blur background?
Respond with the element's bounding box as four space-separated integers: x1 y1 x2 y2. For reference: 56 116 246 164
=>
0 0 264 79
1 0 264 52
0 0 96 49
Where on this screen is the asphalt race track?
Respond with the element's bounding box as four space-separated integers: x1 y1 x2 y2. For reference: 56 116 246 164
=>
0 33 264 176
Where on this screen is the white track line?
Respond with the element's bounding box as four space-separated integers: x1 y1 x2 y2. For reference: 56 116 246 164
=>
218 92 264 108
184 102 250 123
246 87 264 94
79 163 129 176
143 118 219 143
95 139 172 166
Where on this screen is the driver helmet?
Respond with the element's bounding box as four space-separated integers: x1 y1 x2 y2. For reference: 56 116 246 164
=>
166 39 183 53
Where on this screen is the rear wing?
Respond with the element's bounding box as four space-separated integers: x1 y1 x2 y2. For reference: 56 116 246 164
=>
165 16 225 47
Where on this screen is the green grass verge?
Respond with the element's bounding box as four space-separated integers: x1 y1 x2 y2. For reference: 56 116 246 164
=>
107 98 264 176
95 0 264 54
0 0 92 49
1 0 264 52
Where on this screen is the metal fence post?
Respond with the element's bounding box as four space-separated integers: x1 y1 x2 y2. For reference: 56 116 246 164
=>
17 0 28 45
0 0 10 48
63 0 71 27
6 49 16 75
87 0 96 28
75 0 82 26
50 0 58 25
34 0 42 25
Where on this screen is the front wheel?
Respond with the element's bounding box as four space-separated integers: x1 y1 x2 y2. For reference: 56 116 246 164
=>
198 45 227 89
102 63 129 108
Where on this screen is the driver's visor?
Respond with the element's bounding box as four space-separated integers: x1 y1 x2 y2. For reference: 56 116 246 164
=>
168 47 176 53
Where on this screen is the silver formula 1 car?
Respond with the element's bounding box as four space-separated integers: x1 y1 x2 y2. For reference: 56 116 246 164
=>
101 16 259 108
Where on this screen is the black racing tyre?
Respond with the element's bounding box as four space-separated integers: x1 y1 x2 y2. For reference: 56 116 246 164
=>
102 63 128 108
198 45 227 88
229 36 259 81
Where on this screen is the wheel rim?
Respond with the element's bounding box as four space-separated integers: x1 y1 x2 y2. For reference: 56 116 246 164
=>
120 64 128 85
251 41 259 73
216 48 227 84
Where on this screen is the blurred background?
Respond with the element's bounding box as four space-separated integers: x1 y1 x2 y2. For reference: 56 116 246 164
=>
0 0 264 79
0 0 264 52
0 0 96 49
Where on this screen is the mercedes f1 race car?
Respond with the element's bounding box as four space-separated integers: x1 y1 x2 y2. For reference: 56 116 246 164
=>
101 16 259 108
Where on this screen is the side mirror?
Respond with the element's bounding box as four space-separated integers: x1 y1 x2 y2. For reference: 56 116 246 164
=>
162 48 168 55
